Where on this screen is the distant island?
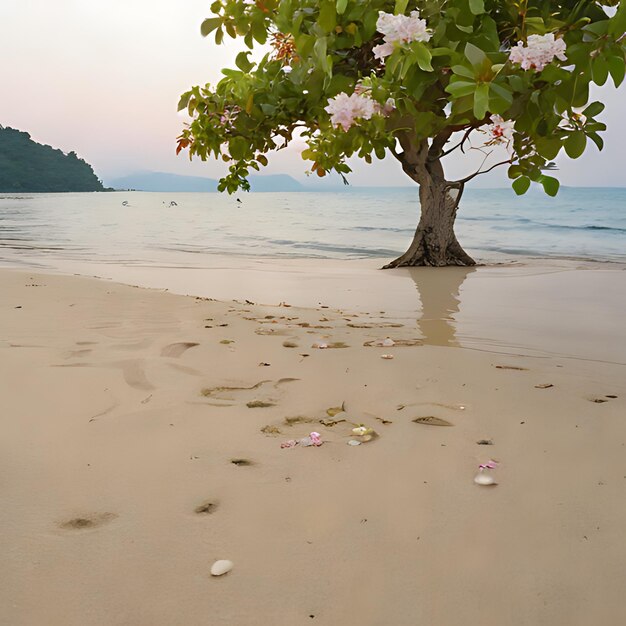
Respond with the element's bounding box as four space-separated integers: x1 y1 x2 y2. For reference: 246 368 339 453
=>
107 171 305 193
0 126 105 193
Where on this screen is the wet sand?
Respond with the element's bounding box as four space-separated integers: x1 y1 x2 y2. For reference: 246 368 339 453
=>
1 266 626 625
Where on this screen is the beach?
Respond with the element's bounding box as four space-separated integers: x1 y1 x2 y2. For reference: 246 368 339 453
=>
2 263 626 625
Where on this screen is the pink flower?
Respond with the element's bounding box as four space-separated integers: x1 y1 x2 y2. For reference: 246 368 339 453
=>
374 10 431 60
373 42 395 60
487 115 514 145
509 33 567 72
309 432 322 446
325 91 387 130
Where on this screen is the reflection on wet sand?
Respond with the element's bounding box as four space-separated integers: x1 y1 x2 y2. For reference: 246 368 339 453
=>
407 267 476 347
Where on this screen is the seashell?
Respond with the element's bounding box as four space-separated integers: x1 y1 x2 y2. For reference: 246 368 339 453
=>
347 439 362 446
210 559 234 576
381 354 394 360
312 341 328 349
382 337 395 347
473 472 497 486
352 426 374 437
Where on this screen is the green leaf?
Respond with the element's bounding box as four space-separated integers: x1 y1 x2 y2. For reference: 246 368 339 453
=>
473 83 489 119
489 82 513 105
228 137 248 161
592 56 609 86
177 93 191 112
469 0 485 15
412 42 433 72
524 17 546 35
607 56 625 88
446 80 477 98
564 132 587 159
251 17 267 44
512 176 531 195
314 38 330 73
395 0 409 15
583 20 609 39
609 2 626 37
464 42 488 69
582 101 605 118
539 175 560 197
587 131 604 151
451 65 475 79
200 17 221 37
336 0 348 15
535 137 562 160
235 51 254 72
319 1 337 32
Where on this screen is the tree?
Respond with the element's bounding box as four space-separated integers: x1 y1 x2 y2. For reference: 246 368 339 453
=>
0 127 105 193
177 0 626 267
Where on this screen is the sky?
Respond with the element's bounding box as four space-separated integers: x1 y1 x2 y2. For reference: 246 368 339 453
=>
1 0 624 187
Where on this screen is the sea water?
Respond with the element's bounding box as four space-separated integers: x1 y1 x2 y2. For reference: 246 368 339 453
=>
0 187 625 267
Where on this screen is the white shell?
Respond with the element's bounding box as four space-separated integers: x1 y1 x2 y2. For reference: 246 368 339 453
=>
473 472 497 486
381 354 394 360
312 341 328 349
382 338 395 347
347 439 362 446
210 559 234 576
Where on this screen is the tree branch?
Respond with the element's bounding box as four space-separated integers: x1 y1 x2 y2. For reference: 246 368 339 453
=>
440 127 476 158
427 128 455 162
454 158 513 185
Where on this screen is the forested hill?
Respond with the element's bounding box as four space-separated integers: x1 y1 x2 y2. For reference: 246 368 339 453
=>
0 126 104 192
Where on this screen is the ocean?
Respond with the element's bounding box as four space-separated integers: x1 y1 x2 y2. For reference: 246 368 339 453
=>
1 187 625 268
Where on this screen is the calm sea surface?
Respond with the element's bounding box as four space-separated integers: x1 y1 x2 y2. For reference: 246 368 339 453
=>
1 187 625 267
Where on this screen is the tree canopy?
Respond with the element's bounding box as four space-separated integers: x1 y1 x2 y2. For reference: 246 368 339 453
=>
178 0 626 196
0 126 105 193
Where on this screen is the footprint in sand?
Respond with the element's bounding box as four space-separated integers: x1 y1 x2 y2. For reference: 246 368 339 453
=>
167 362 202 376
200 378 299 407
115 359 155 391
66 348 92 358
160 342 199 358
58 512 117 531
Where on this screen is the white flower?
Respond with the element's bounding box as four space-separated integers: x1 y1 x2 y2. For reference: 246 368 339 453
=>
509 33 567 72
373 42 395 60
374 10 432 60
486 115 515 147
325 91 391 130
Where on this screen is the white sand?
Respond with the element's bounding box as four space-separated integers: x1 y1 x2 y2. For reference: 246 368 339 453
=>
1 266 625 625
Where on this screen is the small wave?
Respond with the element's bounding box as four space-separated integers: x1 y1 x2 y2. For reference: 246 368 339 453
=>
270 240 399 256
351 226 414 233
535 223 626 234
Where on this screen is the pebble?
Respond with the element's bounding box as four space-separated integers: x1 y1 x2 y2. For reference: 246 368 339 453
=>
210 559 234 576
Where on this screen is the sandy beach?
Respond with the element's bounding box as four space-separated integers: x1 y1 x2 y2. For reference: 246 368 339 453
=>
2 264 626 625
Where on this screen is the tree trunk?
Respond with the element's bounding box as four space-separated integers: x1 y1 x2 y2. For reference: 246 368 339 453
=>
383 132 476 268
382 178 475 268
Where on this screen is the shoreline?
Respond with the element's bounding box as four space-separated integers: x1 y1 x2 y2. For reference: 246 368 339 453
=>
2 267 626 624
1 256 624 363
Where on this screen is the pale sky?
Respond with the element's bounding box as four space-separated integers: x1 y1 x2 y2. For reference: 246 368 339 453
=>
1 0 624 187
